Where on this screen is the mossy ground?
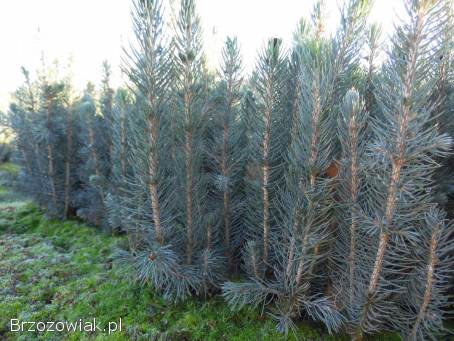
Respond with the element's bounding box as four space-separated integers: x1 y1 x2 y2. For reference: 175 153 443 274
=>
0 163 402 341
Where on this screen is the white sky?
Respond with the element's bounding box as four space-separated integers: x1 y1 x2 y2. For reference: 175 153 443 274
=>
0 0 404 111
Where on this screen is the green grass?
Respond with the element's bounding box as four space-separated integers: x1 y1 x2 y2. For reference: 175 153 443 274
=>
0 204 335 341
0 177 402 340
0 162 19 175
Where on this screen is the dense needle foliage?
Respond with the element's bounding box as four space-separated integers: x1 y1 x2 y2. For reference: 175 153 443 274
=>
5 0 453 339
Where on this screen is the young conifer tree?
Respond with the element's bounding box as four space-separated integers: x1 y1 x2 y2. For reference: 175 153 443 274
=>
283 0 369 301
115 0 222 301
332 89 370 325
332 32 380 315
60 69 79 219
116 0 180 296
222 39 290 326
363 24 381 117
207 36 244 271
432 13 454 217
62 102 74 219
241 37 289 279
76 83 109 226
9 64 81 220
173 0 207 266
223 0 371 335
99 61 115 173
76 63 114 228
171 0 225 293
36 66 74 218
287 18 310 149
105 88 134 234
403 207 454 340
349 0 452 339
7 110 31 187
401 5 454 341
8 68 44 198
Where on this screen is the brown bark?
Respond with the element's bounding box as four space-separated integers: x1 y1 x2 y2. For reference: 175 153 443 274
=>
356 7 427 338
222 84 232 266
64 108 73 218
295 231 310 286
262 161 270 264
46 96 57 207
182 22 196 264
88 120 103 225
366 3 423 295
120 111 127 178
409 226 439 339
294 80 321 286
251 245 260 278
185 130 194 264
206 221 212 251
262 77 273 265
285 72 303 278
88 125 101 178
348 111 360 305
47 143 56 203
147 115 164 244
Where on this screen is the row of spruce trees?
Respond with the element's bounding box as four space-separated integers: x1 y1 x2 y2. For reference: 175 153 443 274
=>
5 0 454 339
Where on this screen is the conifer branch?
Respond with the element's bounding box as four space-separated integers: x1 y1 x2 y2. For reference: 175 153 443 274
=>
406 207 454 340
366 0 439 307
256 38 287 267
355 0 452 337
123 0 173 243
336 89 367 310
173 0 207 265
217 36 243 268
